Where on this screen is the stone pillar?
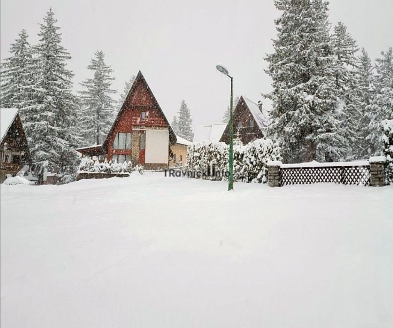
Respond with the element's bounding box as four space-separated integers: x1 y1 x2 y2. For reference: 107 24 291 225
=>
267 161 282 187
369 156 386 187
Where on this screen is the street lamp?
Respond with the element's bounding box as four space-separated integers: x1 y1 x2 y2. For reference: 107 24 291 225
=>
216 65 234 191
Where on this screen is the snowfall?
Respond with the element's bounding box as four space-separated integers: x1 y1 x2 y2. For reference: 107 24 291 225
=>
1 173 393 328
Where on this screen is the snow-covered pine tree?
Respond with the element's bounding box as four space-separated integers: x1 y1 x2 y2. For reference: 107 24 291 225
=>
30 8 80 175
175 100 193 141
79 50 116 145
364 48 393 156
117 75 136 109
265 0 345 163
0 29 34 113
354 49 376 159
171 116 179 135
331 22 360 159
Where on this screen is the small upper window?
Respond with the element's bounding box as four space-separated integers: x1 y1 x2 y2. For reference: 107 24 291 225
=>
141 112 146 119
250 120 254 127
238 122 243 129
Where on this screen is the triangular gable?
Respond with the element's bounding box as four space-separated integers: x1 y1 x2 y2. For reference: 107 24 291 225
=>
103 71 176 150
219 96 265 141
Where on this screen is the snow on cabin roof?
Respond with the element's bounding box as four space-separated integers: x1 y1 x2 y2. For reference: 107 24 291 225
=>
1 108 19 143
76 144 103 151
193 124 227 143
175 135 192 146
242 97 269 130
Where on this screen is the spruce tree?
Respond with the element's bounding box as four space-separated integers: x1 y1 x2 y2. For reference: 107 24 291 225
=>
331 22 360 159
354 49 375 158
171 116 179 135
175 100 193 141
30 8 80 175
117 75 136 109
0 29 34 112
266 0 345 163
364 48 393 155
79 50 116 145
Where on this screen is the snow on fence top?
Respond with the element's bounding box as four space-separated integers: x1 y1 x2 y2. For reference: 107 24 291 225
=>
0 108 19 142
268 159 370 168
369 156 386 163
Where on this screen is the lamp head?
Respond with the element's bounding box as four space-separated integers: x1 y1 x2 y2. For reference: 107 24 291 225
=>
216 65 229 76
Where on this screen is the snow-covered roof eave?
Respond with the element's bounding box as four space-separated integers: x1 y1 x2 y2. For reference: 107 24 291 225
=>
0 108 19 143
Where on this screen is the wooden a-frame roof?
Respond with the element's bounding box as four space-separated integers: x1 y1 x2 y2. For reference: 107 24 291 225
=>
103 71 177 150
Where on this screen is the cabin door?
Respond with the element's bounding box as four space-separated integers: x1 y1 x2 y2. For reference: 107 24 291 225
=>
139 131 146 165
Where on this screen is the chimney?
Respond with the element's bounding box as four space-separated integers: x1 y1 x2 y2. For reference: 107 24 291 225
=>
257 101 263 112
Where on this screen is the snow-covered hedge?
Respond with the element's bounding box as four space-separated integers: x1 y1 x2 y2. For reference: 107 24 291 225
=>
186 138 282 183
78 158 144 175
382 119 393 182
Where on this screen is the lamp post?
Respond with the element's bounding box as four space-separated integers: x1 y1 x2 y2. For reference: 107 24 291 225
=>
216 65 234 191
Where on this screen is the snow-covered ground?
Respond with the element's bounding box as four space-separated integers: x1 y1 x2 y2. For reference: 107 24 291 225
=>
1 173 393 328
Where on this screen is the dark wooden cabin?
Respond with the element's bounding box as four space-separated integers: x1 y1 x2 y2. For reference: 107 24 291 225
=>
1 108 31 182
220 96 268 145
77 71 176 170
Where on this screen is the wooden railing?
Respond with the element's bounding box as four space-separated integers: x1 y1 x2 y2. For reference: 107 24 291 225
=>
131 117 167 127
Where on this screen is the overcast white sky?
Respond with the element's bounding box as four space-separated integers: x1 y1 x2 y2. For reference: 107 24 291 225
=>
1 0 392 129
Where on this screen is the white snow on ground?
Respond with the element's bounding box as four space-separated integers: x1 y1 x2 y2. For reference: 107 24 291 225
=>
1 173 393 328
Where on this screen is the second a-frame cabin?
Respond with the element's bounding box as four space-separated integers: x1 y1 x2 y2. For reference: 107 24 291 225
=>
78 71 176 169
220 96 268 145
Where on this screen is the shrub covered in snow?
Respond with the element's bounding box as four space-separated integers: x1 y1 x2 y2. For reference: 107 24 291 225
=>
78 158 143 175
382 119 393 182
3 176 31 185
186 138 282 183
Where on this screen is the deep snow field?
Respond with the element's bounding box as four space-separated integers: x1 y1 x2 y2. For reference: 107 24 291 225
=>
1 173 393 328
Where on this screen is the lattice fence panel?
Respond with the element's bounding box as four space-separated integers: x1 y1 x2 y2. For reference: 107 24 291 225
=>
280 166 370 186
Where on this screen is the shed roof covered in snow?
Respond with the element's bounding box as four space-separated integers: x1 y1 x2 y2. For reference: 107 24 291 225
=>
193 124 227 143
1 108 19 143
175 135 192 146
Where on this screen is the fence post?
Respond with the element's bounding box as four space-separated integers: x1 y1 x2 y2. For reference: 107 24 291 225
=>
267 161 282 187
369 156 386 187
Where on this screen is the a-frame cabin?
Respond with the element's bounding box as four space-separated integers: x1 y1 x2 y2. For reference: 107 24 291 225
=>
94 71 176 169
1 108 31 182
220 96 268 145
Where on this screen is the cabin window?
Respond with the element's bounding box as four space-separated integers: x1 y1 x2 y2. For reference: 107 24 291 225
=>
113 132 131 149
141 112 147 119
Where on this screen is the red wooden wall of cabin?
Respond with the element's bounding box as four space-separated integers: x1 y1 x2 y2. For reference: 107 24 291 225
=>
106 79 168 162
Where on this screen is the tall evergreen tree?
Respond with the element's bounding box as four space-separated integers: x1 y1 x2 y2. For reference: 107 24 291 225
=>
364 48 393 155
171 116 179 135
30 8 80 175
331 22 360 159
354 49 376 158
117 75 136 109
266 0 345 163
175 100 193 141
0 29 34 112
79 50 116 145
